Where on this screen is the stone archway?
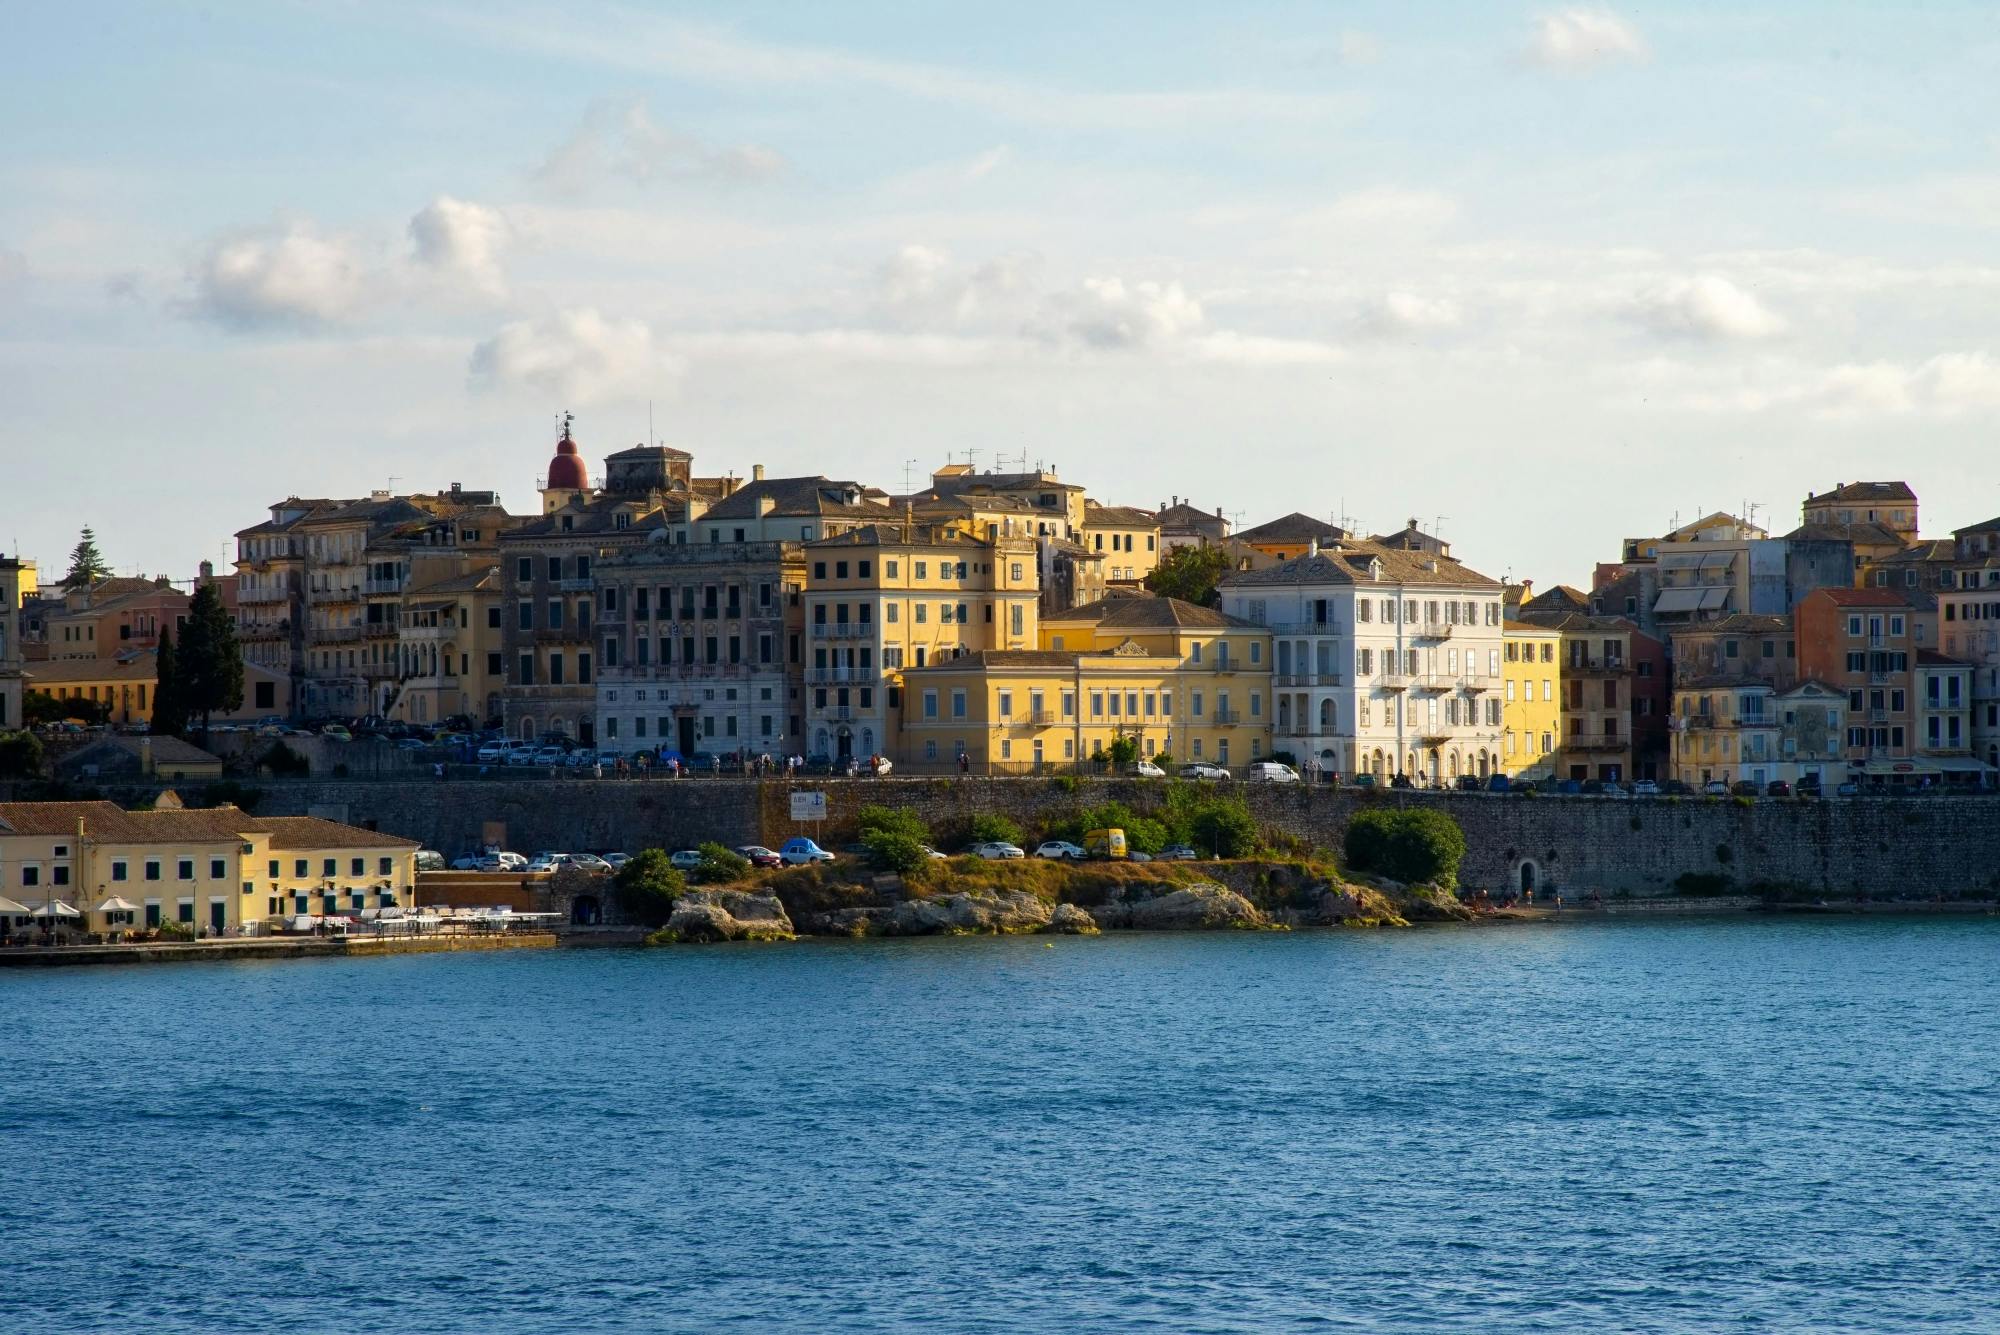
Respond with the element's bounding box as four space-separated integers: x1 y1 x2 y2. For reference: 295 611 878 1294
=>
1518 861 1538 894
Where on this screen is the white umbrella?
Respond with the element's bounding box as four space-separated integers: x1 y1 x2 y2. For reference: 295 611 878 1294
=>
93 896 140 914
32 901 81 919
0 895 32 915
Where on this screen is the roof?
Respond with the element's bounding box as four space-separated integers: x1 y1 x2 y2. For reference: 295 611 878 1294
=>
923 470 1083 497
1082 504 1161 528
1217 540 1500 591
606 442 693 462
1868 539 1955 565
1800 587 1916 608
1670 614 1792 635
1503 619 1561 636
1047 594 1258 630
1518 584 1590 613
904 650 1087 672
251 816 419 850
1952 516 2000 536
1235 512 1345 545
1805 481 1916 506
1515 611 1645 635
805 524 995 550
24 653 157 685
66 735 221 767
1785 522 1897 547
1917 649 1972 667
698 476 898 522
1156 502 1229 531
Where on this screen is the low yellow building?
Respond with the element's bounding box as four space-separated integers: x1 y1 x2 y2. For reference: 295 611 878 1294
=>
1501 621 1562 779
23 652 291 725
0 801 419 935
887 593 1275 772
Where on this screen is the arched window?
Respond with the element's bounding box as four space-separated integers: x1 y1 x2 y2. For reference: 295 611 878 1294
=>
519 716 536 741
1319 698 1335 729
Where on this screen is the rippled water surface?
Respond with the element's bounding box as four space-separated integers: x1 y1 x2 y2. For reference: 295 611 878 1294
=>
5 918 1999 1333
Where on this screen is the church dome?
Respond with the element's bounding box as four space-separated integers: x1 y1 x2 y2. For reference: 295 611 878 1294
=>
546 417 588 491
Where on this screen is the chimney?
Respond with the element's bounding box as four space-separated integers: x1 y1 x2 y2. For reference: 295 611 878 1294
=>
753 464 766 482
1308 538 1319 557
755 496 775 518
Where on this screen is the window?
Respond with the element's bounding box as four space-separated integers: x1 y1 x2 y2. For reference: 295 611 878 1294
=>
145 860 161 882
209 858 226 880
951 690 967 719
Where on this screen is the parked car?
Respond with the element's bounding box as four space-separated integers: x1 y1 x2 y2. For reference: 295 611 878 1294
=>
527 852 571 872
603 853 632 870
567 854 611 872
1731 781 1759 797
1158 844 1199 861
1246 762 1300 784
972 841 1025 860
1351 773 1379 790
1180 762 1231 781
736 845 783 868
320 724 352 741
1034 840 1086 860
1580 779 1605 796
1555 779 1582 795
450 853 485 870
919 845 949 861
1836 781 1860 796
413 849 446 871
1767 780 1792 797
1702 781 1730 796
1631 780 1660 797
1127 850 1154 863
1663 780 1694 796
1485 774 1512 793
393 737 427 751
1125 760 1166 779
478 851 528 872
1453 774 1482 791
1795 779 1823 799
668 849 705 871
475 741 509 762
780 838 835 865
531 745 567 765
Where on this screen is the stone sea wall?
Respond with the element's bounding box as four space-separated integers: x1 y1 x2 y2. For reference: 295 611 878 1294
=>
212 777 2000 899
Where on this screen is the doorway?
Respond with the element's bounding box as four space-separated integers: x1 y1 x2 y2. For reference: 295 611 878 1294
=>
678 716 697 758
1519 862 1538 895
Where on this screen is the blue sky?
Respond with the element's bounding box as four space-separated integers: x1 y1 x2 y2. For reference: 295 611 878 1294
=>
4 2 1998 582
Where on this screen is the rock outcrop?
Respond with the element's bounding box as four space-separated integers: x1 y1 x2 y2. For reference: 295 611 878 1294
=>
1043 902 1100 935
663 889 796 942
810 889 1053 936
1091 881 1268 930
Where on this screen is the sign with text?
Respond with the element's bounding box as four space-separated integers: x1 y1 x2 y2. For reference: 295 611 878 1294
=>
790 791 828 822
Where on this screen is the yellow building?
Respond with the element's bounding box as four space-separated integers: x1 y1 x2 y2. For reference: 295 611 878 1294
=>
1080 504 1164 585
1501 621 1562 779
1038 594 1274 770
900 646 1192 772
0 801 418 936
802 523 1040 764
22 651 290 725
1232 512 1347 563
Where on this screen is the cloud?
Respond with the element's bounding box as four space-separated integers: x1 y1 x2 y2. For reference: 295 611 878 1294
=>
1807 353 2000 418
1524 9 1647 70
1034 276 1204 350
1629 275 1785 341
873 244 1038 324
185 222 367 330
408 196 509 295
0 245 24 299
469 307 682 403
1335 31 1383 66
1185 332 1343 367
1359 291 1462 335
535 98 786 192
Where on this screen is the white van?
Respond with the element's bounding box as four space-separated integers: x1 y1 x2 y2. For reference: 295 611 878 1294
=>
1246 762 1300 784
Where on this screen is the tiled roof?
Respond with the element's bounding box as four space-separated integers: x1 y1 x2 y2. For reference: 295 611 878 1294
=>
67 735 221 767
1869 539 1955 565
805 524 992 550
1670 614 1792 634
1515 611 1643 634
1502 619 1561 635
1801 587 1916 608
1048 593 1257 630
1952 516 2000 536
607 442 693 461
1785 522 1897 546
1805 481 1916 505
251 816 418 850
1235 512 1345 545
24 653 157 685
1917 649 1971 667
1082 504 1160 528
0 801 416 848
1218 540 1500 591
699 476 897 522
1519 585 1590 613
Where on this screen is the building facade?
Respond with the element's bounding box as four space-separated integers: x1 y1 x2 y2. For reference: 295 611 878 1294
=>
1500 620 1561 779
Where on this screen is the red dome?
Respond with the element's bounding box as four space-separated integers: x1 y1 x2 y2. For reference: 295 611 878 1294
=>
546 421 588 491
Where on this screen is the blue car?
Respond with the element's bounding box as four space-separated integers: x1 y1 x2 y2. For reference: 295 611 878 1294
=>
779 837 835 866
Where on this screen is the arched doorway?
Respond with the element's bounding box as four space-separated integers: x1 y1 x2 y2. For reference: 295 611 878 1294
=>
519 716 537 741
1371 749 1386 779
571 894 601 925
1519 861 1538 894
836 726 854 761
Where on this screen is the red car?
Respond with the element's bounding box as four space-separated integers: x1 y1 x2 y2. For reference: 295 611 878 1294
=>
736 845 783 868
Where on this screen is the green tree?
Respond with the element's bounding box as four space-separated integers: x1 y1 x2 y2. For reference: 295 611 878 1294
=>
176 581 243 741
690 841 752 885
258 740 310 777
1107 735 1140 767
150 623 189 739
1343 807 1466 885
966 812 1023 848
1143 544 1232 608
862 829 930 874
856 803 929 844
62 526 111 589
0 730 44 778
1192 801 1258 859
24 691 107 727
613 849 685 927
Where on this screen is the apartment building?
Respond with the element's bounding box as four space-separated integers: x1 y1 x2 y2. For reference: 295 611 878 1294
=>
1233 512 1346 563
1500 620 1561 780
1940 515 2000 774
802 523 1039 764
1217 539 1505 783
1080 503 1164 584
1671 679 1845 789
1796 587 1923 784
1155 497 1231 551
592 538 806 760
1512 613 1669 782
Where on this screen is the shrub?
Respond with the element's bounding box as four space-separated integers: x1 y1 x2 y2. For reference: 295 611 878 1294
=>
613 849 684 927
966 813 1023 848
1106 736 1140 766
1675 871 1735 896
1192 802 1259 859
1715 843 1735 866
855 804 928 844
690 842 751 885
1343 807 1467 886
1048 775 1079 794
1046 800 1169 854
1150 752 1173 767
862 830 930 874
0 730 46 779
155 920 196 941
260 741 309 776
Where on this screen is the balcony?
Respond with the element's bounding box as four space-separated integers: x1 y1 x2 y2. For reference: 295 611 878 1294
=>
1414 675 1452 693
533 625 590 644
1026 710 1057 726
1210 708 1243 726
312 626 363 643
1273 672 1344 688
1566 733 1629 752
812 623 873 640
806 668 874 685
363 577 404 596
314 587 361 606
1378 673 1410 692
1266 620 1348 637
1568 657 1625 675
1461 674 1502 692
1414 620 1455 640
554 578 594 593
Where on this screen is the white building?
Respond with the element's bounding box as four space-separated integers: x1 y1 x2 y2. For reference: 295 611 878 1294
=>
1219 539 1506 783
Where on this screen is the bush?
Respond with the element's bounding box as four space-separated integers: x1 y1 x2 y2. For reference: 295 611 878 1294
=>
0 730 46 779
1106 736 1140 766
260 741 309 777
1675 871 1735 896
613 849 685 927
155 920 195 941
1192 802 1259 859
690 841 752 885
1150 752 1173 768
855 803 928 844
863 830 931 874
966 813 1022 848
1343 807 1467 886
1046 800 1170 854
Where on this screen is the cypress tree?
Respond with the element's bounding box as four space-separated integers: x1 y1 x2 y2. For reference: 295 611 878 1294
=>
177 582 244 742
151 624 188 738
62 526 111 589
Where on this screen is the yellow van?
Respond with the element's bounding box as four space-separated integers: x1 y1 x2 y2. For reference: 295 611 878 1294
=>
1084 828 1128 860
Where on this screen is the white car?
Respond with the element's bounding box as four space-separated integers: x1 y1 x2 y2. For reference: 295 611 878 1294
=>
503 746 540 766
567 853 611 872
1246 762 1300 784
1631 780 1660 797
920 845 948 861
1034 840 1086 860
1125 760 1166 778
669 849 705 871
531 745 567 765
450 853 485 870
1180 762 1231 781
972 841 1026 860
478 851 528 872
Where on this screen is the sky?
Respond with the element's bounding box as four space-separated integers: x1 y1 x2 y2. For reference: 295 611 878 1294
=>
4 1 1998 587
